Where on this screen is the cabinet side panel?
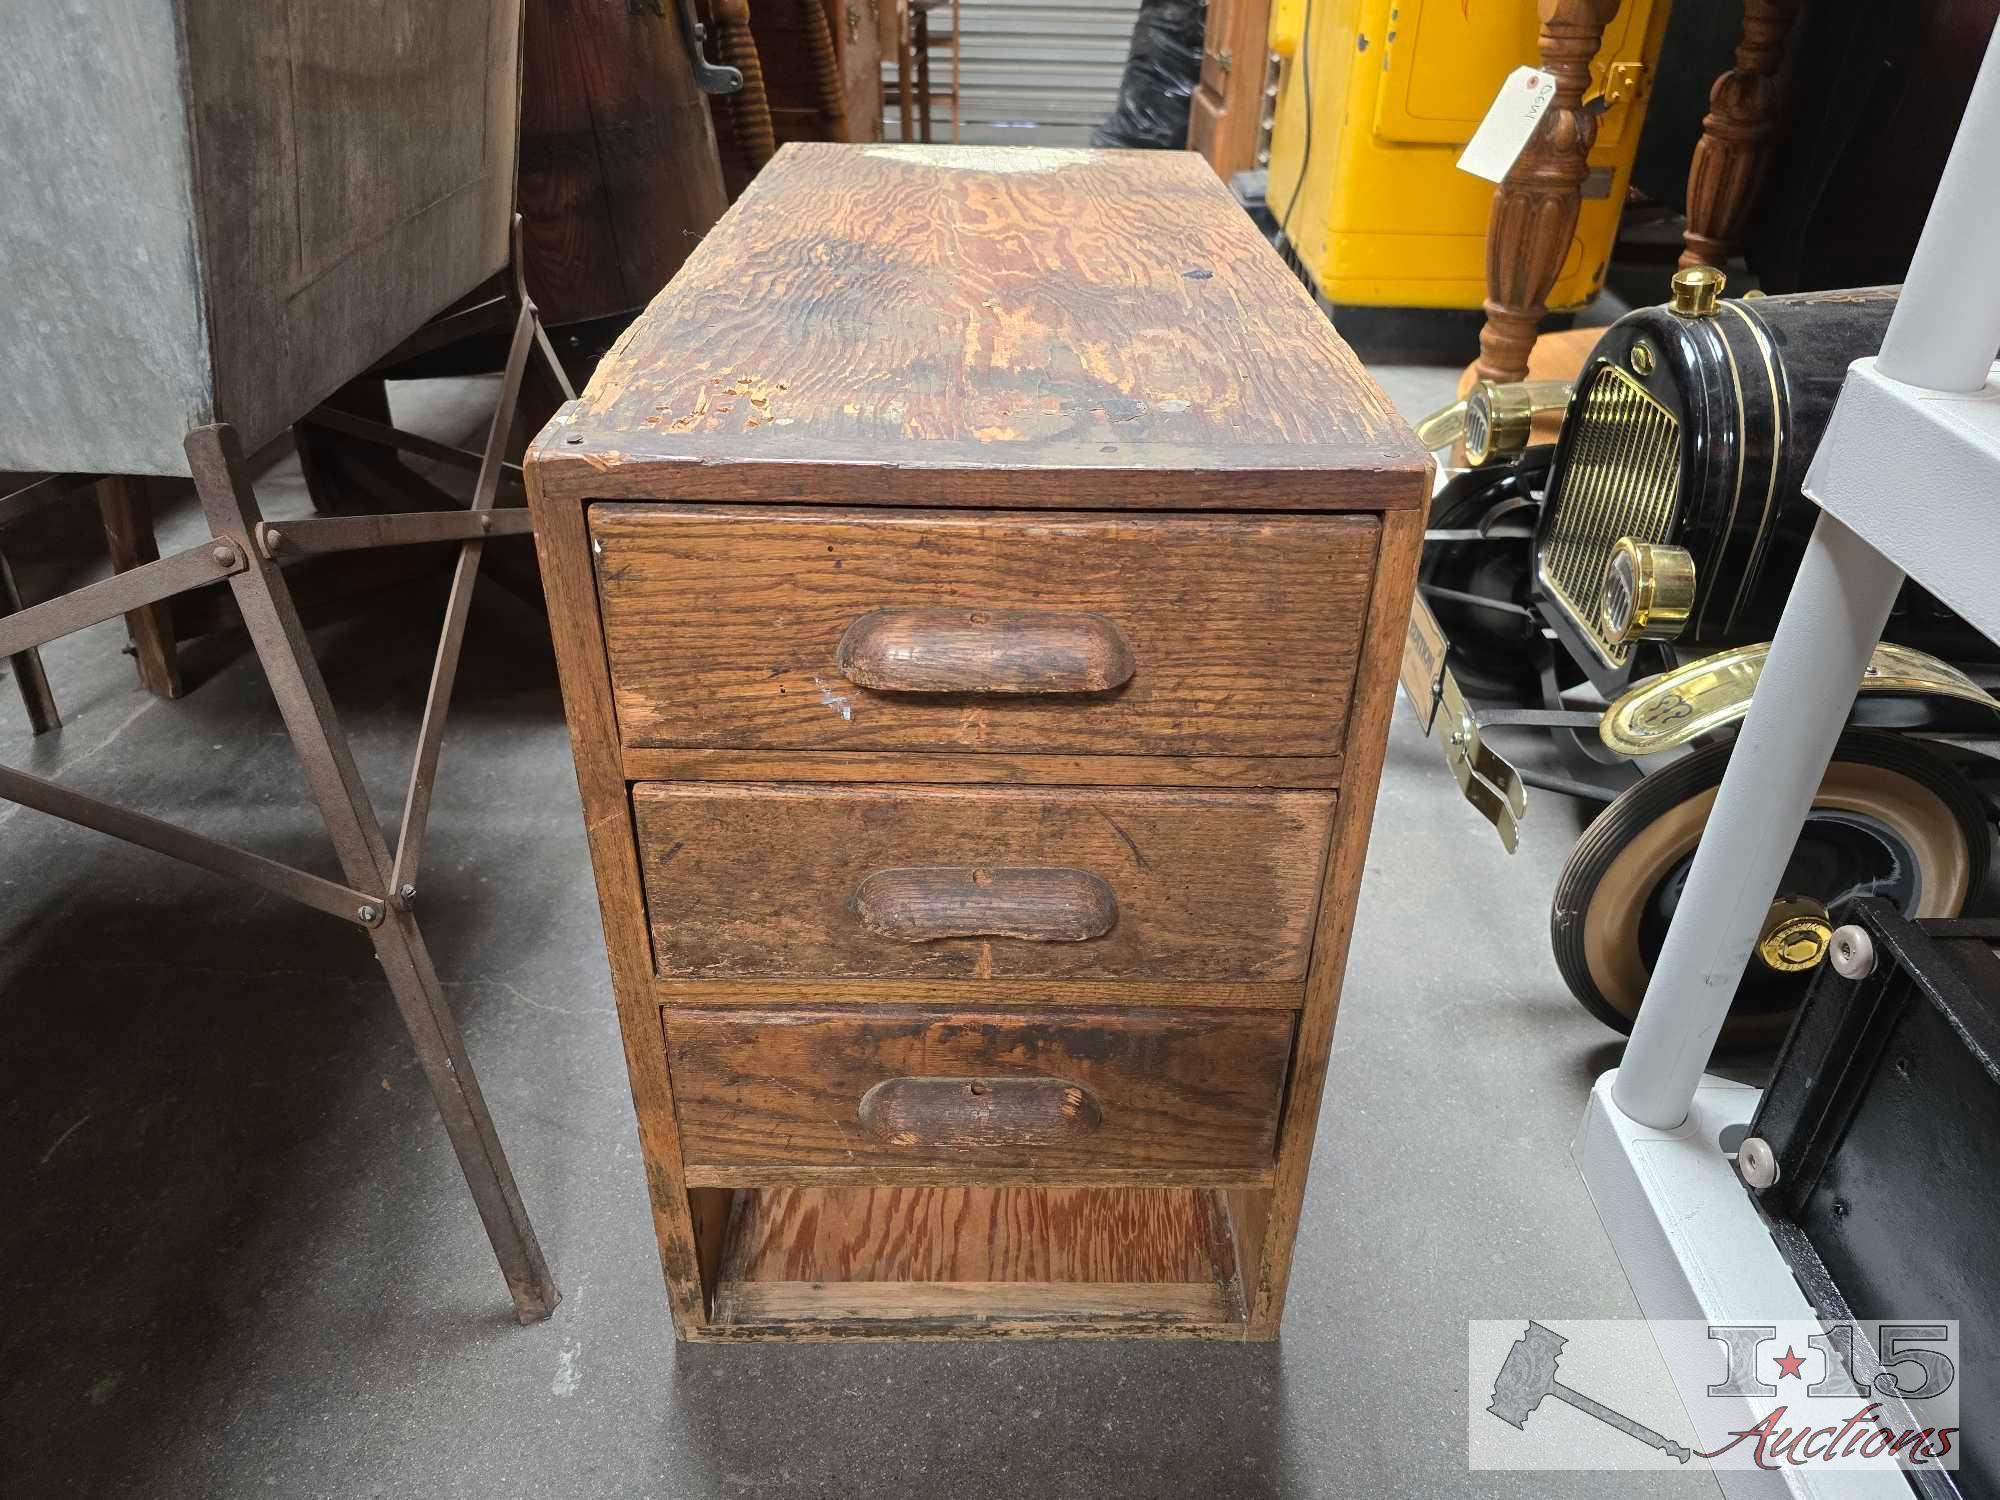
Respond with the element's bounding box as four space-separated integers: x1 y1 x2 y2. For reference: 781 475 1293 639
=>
181 0 522 454
1252 504 1424 1331
526 486 710 1333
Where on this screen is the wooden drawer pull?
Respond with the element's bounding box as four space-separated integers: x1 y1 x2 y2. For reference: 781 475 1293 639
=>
859 1076 1104 1149
852 865 1116 943
834 608 1136 694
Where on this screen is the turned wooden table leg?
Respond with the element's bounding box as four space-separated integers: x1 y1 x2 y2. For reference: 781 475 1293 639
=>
1475 0 1622 386
96 476 183 700
1681 0 1804 271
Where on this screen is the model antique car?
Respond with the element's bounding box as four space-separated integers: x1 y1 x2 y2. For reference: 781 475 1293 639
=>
1407 269 2000 1048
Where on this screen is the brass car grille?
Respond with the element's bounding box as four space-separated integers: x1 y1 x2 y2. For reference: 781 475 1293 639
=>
1538 363 1682 666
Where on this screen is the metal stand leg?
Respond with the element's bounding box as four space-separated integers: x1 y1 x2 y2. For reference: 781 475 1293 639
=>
186 422 559 1323
1612 512 1906 1129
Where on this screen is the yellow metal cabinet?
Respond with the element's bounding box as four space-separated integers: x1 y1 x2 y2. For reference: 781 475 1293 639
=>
1266 0 1672 309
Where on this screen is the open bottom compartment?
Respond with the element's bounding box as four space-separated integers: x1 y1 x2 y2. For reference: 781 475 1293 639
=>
695 1184 1266 1340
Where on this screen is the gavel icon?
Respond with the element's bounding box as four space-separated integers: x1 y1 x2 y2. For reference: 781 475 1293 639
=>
1488 1321 1694 1464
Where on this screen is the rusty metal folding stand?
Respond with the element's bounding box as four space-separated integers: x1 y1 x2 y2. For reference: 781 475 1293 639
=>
0 277 577 1324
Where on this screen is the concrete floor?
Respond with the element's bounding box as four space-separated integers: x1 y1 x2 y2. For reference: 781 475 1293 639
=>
0 368 1721 1498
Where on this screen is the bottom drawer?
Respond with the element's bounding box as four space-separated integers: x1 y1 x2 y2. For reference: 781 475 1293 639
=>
665 1006 1295 1176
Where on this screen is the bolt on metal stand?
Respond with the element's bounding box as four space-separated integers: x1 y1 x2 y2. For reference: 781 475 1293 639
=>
0 254 576 1325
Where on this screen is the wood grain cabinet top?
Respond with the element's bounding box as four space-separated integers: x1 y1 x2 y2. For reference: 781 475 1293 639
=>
524 143 1428 1341
527 143 1430 511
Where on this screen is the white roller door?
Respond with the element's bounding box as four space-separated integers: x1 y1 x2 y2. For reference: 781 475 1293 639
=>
885 0 1146 147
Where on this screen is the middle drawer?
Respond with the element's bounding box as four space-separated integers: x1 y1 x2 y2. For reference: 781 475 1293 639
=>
634 782 1335 984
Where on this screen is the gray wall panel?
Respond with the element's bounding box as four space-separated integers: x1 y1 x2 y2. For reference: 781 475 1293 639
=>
0 1 212 476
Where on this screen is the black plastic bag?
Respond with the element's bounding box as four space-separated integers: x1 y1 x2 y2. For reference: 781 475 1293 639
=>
1092 0 1208 150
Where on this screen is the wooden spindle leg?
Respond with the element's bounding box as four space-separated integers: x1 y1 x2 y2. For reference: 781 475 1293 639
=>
1475 0 1622 386
1 544 60 733
916 6 933 143
1680 0 1804 271
96 477 183 700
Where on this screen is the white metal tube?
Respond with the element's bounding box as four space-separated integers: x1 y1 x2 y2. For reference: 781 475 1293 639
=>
1612 514 1905 1130
1875 33 2000 393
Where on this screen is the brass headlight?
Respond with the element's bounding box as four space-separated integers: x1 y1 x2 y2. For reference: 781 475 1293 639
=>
1464 380 1535 466
1599 536 1696 644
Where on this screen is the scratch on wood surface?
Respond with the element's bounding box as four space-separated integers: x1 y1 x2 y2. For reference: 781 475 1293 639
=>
1098 811 1152 871
812 675 854 720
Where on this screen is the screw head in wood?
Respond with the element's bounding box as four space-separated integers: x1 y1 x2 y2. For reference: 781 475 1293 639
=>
357 904 380 924
1737 1136 1778 1190
1829 925 1876 980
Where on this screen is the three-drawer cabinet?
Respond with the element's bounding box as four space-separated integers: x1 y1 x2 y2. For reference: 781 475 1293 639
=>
526 142 1429 1340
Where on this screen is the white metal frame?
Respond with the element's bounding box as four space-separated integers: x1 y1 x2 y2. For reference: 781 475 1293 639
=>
1574 29 2000 1500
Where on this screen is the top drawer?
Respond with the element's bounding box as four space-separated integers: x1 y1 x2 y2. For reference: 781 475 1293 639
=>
590 506 1380 759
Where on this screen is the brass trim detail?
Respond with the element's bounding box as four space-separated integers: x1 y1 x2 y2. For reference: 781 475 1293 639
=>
1669 265 1725 317
1399 595 1527 851
1538 362 1682 668
1600 641 2000 757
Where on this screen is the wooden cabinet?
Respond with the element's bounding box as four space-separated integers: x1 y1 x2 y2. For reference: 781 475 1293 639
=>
526 142 1428 1340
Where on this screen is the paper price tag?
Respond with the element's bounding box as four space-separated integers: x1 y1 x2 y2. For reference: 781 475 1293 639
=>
1457 66 1558 183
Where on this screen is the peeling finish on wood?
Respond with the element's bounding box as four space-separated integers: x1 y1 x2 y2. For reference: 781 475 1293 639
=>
593 506 1378 757
619 747 1345 789
664 1005 1294 1173
835 608 1136 696
654 977 1306 1009
858 1075 1104 1148
707 1280 1239 1340
862 144 1098 172
527 144 1430 510
852 865 1117 944
725 1185 1232 1282
633 782 1334 982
